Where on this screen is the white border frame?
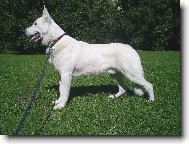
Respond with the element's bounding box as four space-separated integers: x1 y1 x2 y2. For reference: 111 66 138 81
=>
1 1 188 144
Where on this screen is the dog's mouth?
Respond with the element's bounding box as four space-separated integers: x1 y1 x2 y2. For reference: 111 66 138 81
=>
29 32 41 42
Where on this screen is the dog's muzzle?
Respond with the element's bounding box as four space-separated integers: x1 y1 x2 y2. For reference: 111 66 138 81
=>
29 32 41 42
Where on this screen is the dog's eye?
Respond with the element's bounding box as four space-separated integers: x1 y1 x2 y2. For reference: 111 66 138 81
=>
34 22 37 26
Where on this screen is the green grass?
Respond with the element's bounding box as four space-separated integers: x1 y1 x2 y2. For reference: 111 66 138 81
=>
0 51 181 135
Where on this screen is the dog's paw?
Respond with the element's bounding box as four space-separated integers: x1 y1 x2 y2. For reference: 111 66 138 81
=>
53 104 65 110
146 98 154 102
108 95 115 99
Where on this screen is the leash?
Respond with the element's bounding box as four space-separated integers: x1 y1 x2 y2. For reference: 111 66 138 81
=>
11 47 52 135
11 34 66 135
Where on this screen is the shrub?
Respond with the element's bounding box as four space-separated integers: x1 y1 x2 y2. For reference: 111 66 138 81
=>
0 0 180 53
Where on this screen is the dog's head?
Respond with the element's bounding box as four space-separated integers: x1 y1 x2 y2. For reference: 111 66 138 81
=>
25 6 51 42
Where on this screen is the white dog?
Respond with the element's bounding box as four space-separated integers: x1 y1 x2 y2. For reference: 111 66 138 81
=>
25 6 154 109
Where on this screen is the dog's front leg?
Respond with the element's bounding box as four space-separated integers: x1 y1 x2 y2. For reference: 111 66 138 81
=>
53 72 72 110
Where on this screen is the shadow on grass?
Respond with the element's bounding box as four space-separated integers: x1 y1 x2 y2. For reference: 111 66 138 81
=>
45 84 139 103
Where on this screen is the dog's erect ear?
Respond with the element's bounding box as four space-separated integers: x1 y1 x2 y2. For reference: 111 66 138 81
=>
42 5 51 23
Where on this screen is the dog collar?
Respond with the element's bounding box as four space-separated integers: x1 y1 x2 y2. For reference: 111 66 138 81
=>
48 33 66 48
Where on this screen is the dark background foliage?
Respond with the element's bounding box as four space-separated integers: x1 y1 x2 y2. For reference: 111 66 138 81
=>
0 0 180 53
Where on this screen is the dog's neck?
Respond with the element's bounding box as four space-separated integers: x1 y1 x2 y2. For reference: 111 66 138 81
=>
42 19 65 45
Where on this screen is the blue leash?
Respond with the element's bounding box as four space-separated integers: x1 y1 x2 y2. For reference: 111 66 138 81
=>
12 47 52 135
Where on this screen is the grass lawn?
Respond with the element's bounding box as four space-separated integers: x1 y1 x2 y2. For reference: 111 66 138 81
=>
0 51 180 135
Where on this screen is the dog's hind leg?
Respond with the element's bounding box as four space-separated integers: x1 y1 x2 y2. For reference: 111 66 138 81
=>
108 70 126 99
53 73 72 110
126 74 154 101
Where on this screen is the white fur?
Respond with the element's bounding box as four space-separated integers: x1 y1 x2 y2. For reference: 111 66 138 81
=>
25 6 154 109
